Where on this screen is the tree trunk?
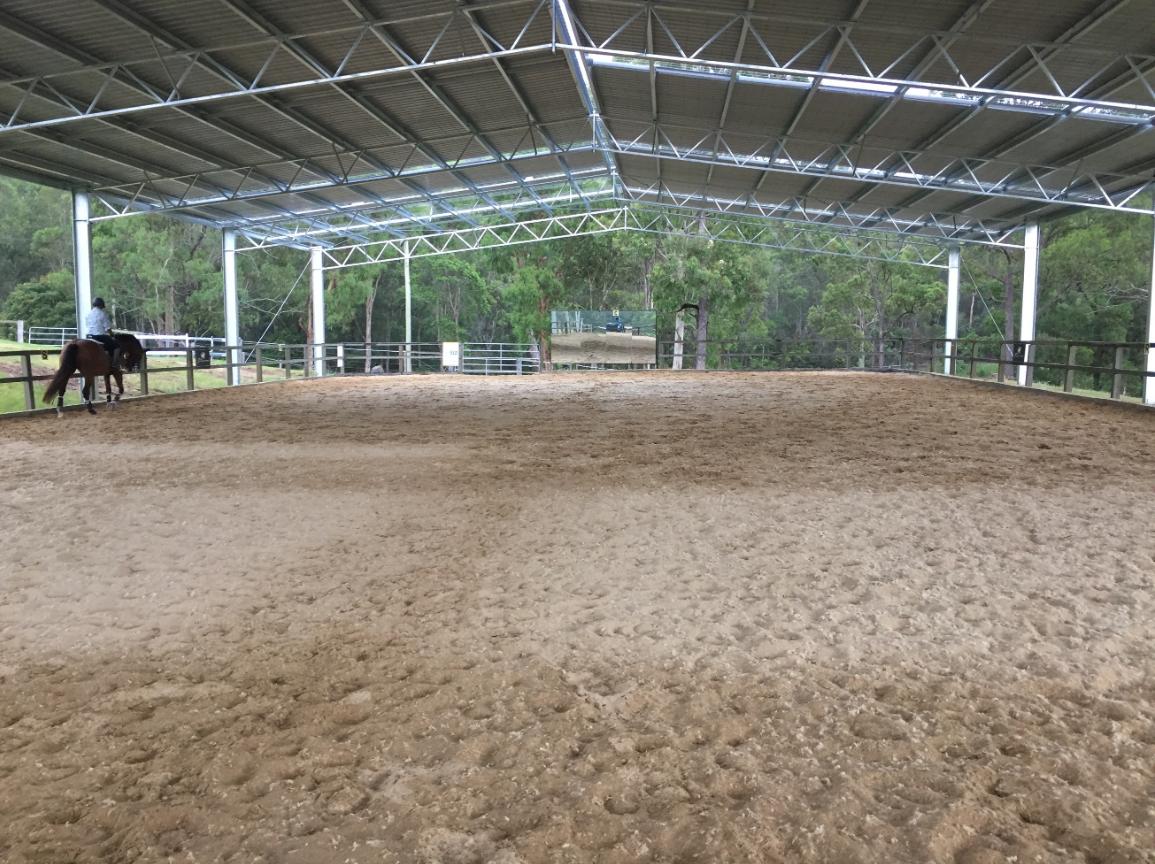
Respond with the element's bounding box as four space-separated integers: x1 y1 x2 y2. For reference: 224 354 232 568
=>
641 254 654 310
695 294 709 371
363 276 376 372
165 283 176 334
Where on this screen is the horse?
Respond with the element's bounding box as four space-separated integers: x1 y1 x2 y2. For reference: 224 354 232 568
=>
43 333 147 417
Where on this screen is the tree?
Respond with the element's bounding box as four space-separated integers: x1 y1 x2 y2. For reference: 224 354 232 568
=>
807 255 945 366
2 270 74 327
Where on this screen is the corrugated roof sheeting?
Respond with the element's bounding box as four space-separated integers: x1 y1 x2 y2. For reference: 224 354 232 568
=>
0 0 1152 244
3 0 155 64
495 56 589 124
723 84 805 137
272 91 409 152
224 0 363 38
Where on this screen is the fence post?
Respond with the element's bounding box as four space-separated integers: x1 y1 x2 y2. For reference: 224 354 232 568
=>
283 344 291 379
139 352 149 396
1064 345 1077 393
968 341 977 379
255 345 263 383
1024 343 1036 387
16 320 24 343
20 353 34 410
336 344 345 374
185 346 195 390
1111 345 1126 399
997 343 1006 383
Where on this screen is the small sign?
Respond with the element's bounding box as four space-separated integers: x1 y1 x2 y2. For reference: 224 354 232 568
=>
442 341 461 368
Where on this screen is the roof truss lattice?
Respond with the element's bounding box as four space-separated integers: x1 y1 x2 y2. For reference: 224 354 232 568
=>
0 0 1151 256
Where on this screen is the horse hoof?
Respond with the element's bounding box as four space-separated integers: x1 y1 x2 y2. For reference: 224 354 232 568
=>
87 406 97 415
56 411 63 419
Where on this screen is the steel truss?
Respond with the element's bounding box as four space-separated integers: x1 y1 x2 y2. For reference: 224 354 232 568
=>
599 118 1155 215
0 1 557 133
569 2 1155 126
0 0 1150 254
228 175 1024 251
296 207 951 271
3 0 1151 137
84 119 596 219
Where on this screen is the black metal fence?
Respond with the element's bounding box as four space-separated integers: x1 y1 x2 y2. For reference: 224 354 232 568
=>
653 337 1154 403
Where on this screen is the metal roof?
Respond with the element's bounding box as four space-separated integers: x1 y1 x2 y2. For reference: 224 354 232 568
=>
0 0 1152 251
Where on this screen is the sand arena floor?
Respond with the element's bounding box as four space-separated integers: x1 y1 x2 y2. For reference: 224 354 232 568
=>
1 372 1154 864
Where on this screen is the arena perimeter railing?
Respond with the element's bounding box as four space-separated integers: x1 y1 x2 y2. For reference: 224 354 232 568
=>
0 340 541 414
655 337 1155 402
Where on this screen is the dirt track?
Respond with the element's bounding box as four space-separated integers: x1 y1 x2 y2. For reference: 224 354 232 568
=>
1 372 1154 864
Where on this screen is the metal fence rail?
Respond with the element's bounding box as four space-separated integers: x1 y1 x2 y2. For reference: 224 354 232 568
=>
27 326 78 346
656 339 905 371
1 340 541 414
462 343 541 375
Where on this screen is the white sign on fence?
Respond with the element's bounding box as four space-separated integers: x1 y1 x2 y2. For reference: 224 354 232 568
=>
442 341 461 368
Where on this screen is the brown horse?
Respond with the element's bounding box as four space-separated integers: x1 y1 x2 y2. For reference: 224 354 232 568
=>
43 333 146 416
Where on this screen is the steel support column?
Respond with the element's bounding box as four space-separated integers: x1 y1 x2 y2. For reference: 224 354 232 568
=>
310 246 326 377
945 245 960 375
72 190 93 337
1146 217 1155 405
223 229 240 385
404 240 413 374
1018 222 1041 387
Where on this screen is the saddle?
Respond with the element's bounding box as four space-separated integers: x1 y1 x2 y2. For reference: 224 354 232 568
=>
86 335 121 370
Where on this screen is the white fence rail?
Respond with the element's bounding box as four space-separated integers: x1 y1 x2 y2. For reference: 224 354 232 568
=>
28 326 77 345
462 343 541 375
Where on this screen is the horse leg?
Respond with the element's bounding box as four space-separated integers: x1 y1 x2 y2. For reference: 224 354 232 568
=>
84 377 96 415
113 371 123 405
56 390 65 418
104 373 113 407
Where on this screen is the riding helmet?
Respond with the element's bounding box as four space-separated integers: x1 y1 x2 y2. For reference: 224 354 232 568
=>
93 297 106 308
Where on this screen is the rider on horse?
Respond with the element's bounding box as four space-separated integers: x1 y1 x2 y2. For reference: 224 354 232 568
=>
85 297 121 369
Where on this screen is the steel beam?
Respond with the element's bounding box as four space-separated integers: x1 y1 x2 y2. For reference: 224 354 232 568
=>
404 240 413 373
71 190 93 337
223 229 241 385
1146 217 1155 406
85 122 594 219
1018 222 1041 387
310 247 326 376
598 119 1155 214
318 207 950 271
0 27 553 135
556 0 621 183
945 246 960 375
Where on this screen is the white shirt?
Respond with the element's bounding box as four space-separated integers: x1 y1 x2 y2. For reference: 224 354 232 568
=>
85 307 111 336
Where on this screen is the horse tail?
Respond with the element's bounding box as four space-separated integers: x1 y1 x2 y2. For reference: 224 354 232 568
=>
43 342 79 404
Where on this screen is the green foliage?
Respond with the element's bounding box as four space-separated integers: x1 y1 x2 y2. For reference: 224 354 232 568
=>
0 174 1150 361
2 270 74 326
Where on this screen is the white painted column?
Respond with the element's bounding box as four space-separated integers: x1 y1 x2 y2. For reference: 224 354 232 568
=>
1018 222 1041 386
673 309 685 370
72 190 93 336
310 247 326 377
223 229 241 385
944 245 960 375
403 240 413 374
1145 217 1155 406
